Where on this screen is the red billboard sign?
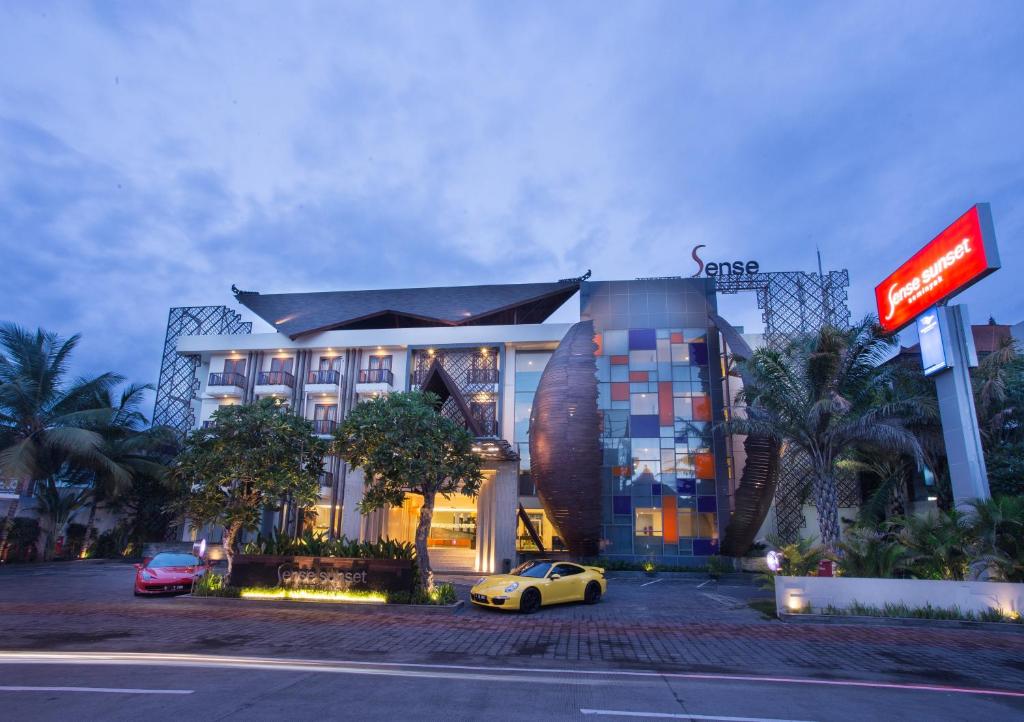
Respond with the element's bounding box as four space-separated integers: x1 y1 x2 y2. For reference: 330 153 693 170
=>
875 204 1000 334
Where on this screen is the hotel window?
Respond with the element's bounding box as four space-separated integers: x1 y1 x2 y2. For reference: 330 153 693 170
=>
368 354 392 370
223 358 245 375
270 356 293 374
314 404 337 421
319 356 342 371
635 507 663 537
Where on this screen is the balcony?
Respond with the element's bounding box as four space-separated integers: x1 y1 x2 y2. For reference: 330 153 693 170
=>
255 370 295 398
201 420 217 429
306 369 342 396
207 372 246 397
356 368 394 396
312 419 337 436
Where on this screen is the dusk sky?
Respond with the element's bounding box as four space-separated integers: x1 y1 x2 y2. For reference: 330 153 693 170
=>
2 2 1022 412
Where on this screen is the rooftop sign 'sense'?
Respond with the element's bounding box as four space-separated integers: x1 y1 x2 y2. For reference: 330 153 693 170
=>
874 204 1000 334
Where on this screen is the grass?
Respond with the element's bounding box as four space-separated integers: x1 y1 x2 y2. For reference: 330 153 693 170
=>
747 598 778 620
818 600 1023 624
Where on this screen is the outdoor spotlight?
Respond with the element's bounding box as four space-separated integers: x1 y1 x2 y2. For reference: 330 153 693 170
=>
766 550 782 573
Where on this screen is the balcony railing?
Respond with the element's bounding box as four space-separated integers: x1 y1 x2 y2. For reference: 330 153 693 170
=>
312 419 337 435
307 369 341 385
319 471 334 487
468 368 499 384
359 368 394 385
257 371 295 387
202 420 217 429
209 372 246 388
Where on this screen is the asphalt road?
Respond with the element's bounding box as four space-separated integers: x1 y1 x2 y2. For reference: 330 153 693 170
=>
1 561 1021 721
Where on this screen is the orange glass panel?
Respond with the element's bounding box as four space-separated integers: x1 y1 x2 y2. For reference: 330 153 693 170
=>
658 382 673 426
629 371 648 382
611 355 629 365
694 453 715 479
670 332 684 343
611 382 630 401
593 333 603 356
662 494 678 543
692 395 711 421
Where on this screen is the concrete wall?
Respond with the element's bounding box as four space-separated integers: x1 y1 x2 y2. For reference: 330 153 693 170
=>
776 575 1024 617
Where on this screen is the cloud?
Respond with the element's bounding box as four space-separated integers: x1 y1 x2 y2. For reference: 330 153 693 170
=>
1 1 1022 408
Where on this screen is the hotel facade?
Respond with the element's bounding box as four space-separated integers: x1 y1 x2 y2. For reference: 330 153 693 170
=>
156 275 776 572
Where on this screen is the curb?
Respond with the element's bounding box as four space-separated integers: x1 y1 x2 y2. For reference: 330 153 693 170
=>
778 611 1024 633
176 594 465 614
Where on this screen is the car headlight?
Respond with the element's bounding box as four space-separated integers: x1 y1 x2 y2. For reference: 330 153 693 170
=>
504 582 519 593
475 577 487 586
141 570 154 581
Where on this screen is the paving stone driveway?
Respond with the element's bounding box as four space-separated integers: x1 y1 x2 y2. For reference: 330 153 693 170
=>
1 561 1022 692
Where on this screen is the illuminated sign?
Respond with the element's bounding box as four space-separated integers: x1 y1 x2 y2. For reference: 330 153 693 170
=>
690 245 760 277
916 308 948 376
875 204 1000 334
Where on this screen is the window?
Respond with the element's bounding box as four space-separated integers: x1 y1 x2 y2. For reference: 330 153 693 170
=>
319 356 342 371
553 564 583 577
635 507 663 537
630 392 658 415
511 560 553 578
270 357 293 373
314 404 337 421
223 358 245 375
369 354 392 370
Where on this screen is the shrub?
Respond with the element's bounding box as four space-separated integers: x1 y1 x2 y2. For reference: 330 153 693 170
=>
192 572 240 598
3 517 40 562
836 528 911 579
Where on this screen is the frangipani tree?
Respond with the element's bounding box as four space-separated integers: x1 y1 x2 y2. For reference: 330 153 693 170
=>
174 398 326 580
335 392 483 590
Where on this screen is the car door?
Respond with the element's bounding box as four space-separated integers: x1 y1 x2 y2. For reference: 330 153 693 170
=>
549 564 586 603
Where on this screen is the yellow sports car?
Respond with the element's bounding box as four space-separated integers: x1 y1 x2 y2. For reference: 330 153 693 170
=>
470 559 606 613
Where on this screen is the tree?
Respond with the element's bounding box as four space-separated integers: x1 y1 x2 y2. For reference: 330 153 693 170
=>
0 323 131 547
173 398 327 580
729 319 928 552
335 392 483 591
32 475 90 560
972 336 1024 497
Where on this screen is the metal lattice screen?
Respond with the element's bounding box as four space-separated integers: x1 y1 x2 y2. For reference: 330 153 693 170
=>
411 348 499 436
716 270 856 541
152 306 251 435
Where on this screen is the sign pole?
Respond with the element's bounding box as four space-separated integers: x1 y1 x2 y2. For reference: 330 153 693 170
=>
931 305 991 506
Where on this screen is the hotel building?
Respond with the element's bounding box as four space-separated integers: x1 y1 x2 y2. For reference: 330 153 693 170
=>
156 275 764 572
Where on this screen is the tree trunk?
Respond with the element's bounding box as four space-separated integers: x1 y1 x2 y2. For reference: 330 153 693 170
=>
82 499 99 555
0 479 28 551
414 491 436 592
813 470 840 553
223 521 242 583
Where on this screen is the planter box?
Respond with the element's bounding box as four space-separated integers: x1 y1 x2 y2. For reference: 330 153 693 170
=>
775 575 1023 617
231 555 414 595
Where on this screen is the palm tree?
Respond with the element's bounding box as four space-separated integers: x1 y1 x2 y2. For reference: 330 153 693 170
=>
33 474 91 560
729 318 928 552
0 323 131 547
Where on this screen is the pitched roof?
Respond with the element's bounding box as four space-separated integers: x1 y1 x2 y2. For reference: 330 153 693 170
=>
233 280 580 338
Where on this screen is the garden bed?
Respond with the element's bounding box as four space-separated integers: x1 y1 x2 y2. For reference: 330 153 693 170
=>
177 593 464 614
779 610 1024 633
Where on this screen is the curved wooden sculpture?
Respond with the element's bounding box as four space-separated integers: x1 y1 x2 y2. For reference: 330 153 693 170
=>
529 320 602 557
710 311 782 557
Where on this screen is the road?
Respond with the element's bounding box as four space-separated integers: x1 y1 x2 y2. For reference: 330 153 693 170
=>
0 561 1021 720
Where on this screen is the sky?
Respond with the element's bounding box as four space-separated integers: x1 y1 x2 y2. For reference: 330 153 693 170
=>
2 1 1023 412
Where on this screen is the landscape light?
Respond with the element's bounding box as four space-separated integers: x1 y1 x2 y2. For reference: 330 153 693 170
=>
766 550 782 573
787 594 805 612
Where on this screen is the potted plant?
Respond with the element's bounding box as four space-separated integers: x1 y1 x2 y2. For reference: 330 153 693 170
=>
642 560 657 578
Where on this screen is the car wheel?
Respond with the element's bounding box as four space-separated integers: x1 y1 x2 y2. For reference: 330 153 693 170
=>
584 581 602 604
519 587 541 614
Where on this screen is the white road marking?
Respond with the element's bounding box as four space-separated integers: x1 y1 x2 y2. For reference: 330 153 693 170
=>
696 579 713 588
0 686 193 695
581 709 815 722
640 578 664 587
0 652 1021 699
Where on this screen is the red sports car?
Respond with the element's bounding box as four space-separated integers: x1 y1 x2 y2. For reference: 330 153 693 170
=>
134 552 208 596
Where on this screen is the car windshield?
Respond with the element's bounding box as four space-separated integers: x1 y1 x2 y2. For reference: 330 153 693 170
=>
510 561 553 578
149 553 200 568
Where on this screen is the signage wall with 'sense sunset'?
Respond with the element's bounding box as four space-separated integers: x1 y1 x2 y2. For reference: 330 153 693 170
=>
875 204 1000 334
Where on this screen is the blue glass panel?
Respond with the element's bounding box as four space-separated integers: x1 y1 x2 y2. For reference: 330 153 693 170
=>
604 330 628 355
689 342 709 365
651 495 662 508
693 539 719 556
630 414 660 437
628 329 657 350
613 496 631 514
676 478 696 494
698 496 717 512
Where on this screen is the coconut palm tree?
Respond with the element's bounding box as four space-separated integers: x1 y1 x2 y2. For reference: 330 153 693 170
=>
0 323 131 547
729 318 928 552
32 474 91 560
